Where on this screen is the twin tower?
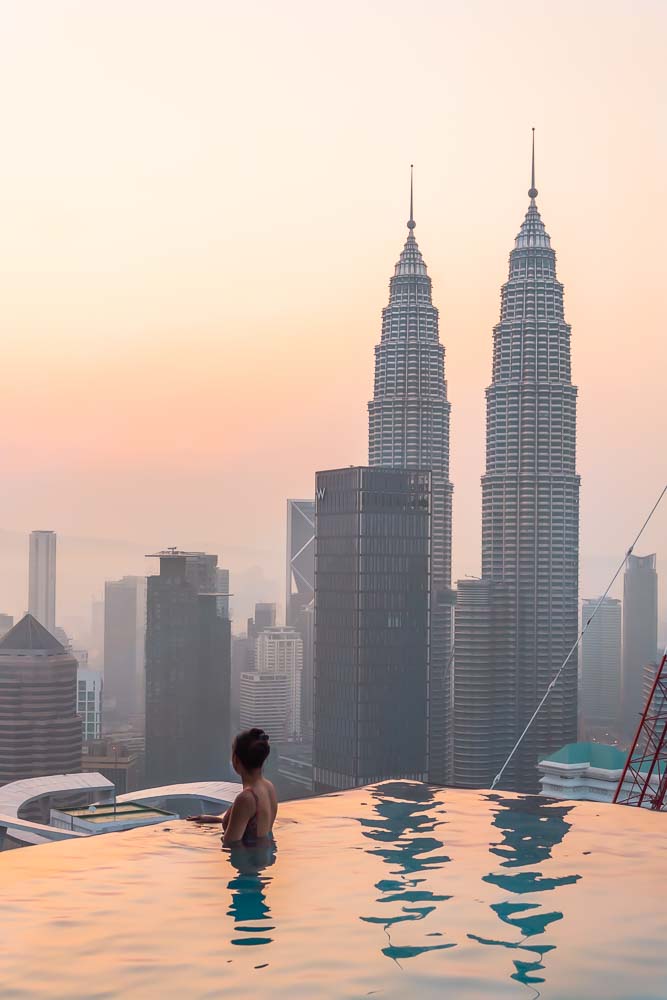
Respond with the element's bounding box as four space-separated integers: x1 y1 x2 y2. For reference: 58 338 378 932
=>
367 141 580 791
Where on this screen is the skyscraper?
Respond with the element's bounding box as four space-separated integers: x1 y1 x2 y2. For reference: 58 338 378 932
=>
28 530 57 633
475 134 580 791
286 499 315 625
0 614 82 786
580 597 622 740
286 499 315 735
622 554 658 742
367 174 454 783
144 550 231 785
313 466 430 793
103 576 147 729
452 578 515 788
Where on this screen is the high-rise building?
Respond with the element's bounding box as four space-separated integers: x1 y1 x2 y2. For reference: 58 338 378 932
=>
0 615 13 639
28 530 57 633
144 550 231 786
580 597 622 740
452 578 515 788
77 665 103 742
216 567 231 620
622 554 658 742
286 500 315 625
255 626 303 738
286 499 315 736
313 467 430 793
367 176 454 783
0 614 82 785
477 136 580 790
239 671 289 741
103 576 147 729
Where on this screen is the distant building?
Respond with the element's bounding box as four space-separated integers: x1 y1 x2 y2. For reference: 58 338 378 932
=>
456 142 580 793
28 530 57 633
0 615 13 638
103 576 147 730
580 597 622 740
81 739 142 795
622 554 658 742
313 467 430 793
145 550 231 786
0 615 82 786
286 499 315 625
244 602 277 673
255 626 303 738
367 185 454 785
216 567 231 620
452 578 515 788
239 671 289 741
77 666 103 742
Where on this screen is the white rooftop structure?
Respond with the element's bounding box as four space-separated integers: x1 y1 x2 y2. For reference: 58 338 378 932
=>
0 772 113 818
117 780 242 816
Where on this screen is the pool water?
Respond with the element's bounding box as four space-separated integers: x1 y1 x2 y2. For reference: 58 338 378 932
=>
1 781 665 998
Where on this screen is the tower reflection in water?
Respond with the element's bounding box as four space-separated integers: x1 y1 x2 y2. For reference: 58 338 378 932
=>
358 781 454 962
226 843 277 947
470 794 581 988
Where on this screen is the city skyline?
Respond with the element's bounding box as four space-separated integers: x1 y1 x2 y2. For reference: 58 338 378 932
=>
0 3 665 635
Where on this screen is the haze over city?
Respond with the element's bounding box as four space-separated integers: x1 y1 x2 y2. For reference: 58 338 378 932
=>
1 0 665 632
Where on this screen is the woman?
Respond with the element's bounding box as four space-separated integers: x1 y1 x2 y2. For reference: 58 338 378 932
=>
188 728 277 847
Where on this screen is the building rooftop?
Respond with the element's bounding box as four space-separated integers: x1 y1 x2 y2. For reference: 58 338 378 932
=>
0 772 114 818
542 742 627 770
0 614 65 653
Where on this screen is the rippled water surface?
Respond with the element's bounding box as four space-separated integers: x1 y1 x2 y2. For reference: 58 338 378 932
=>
1 782 666 998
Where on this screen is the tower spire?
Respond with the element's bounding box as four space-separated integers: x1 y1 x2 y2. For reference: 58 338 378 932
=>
408 164 416 231
528 128 538 201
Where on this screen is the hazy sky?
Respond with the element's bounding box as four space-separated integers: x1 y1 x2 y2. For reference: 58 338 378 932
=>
1 0 665 631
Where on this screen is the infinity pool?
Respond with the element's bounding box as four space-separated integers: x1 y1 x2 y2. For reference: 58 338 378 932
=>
1 781 665 998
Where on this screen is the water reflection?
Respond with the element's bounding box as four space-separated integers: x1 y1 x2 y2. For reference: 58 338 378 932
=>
226 842 276 947
358 781 454 962
469 794 581 990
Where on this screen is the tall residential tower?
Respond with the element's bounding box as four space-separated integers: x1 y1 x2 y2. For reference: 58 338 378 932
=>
367 174 454 782
480 134 580 790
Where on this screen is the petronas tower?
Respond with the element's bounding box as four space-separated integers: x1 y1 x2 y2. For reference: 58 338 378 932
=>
480 135 580 791
368 173 454 783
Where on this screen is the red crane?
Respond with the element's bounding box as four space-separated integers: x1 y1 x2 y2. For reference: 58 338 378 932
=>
614 651 667 810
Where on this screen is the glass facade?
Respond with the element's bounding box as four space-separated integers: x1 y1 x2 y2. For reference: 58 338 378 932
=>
313 467 430 792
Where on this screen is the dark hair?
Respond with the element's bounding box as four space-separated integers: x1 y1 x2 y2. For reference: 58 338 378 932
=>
233 728 270 770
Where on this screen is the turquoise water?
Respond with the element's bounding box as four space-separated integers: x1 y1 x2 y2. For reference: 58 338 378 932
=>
1 781 665 998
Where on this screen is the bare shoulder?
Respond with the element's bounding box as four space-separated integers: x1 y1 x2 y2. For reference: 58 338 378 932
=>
233 789 256 812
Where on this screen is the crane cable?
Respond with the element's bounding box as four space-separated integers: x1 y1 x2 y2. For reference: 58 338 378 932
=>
491 481 667 791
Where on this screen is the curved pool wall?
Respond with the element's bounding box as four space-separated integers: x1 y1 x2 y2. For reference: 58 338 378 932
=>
1 781 665 999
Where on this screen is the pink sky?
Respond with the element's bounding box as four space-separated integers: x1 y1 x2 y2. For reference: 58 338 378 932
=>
0 0 665 630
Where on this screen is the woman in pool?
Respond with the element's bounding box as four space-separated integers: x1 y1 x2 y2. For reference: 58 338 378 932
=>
188 728 277 847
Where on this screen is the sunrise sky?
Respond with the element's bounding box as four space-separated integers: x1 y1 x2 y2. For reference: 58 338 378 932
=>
0 0 665 630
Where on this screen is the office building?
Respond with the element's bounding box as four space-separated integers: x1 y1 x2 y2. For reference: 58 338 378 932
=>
145 550 231 786
77 666 103 742
81 739 142 794
103 576 147 729
367 177 454 783
28 530 57 633
0 614 82 786
580 597 622 740
313 467 430 792
255 626 303 738
622 554 658 741
216 567 231 620
286 499 315 625
469 136 580 791
0 615 13 639
239 670 290 741
451 578 515 788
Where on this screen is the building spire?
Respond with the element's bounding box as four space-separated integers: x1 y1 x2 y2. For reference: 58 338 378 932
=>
408 164 416 231
528 128 538 201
